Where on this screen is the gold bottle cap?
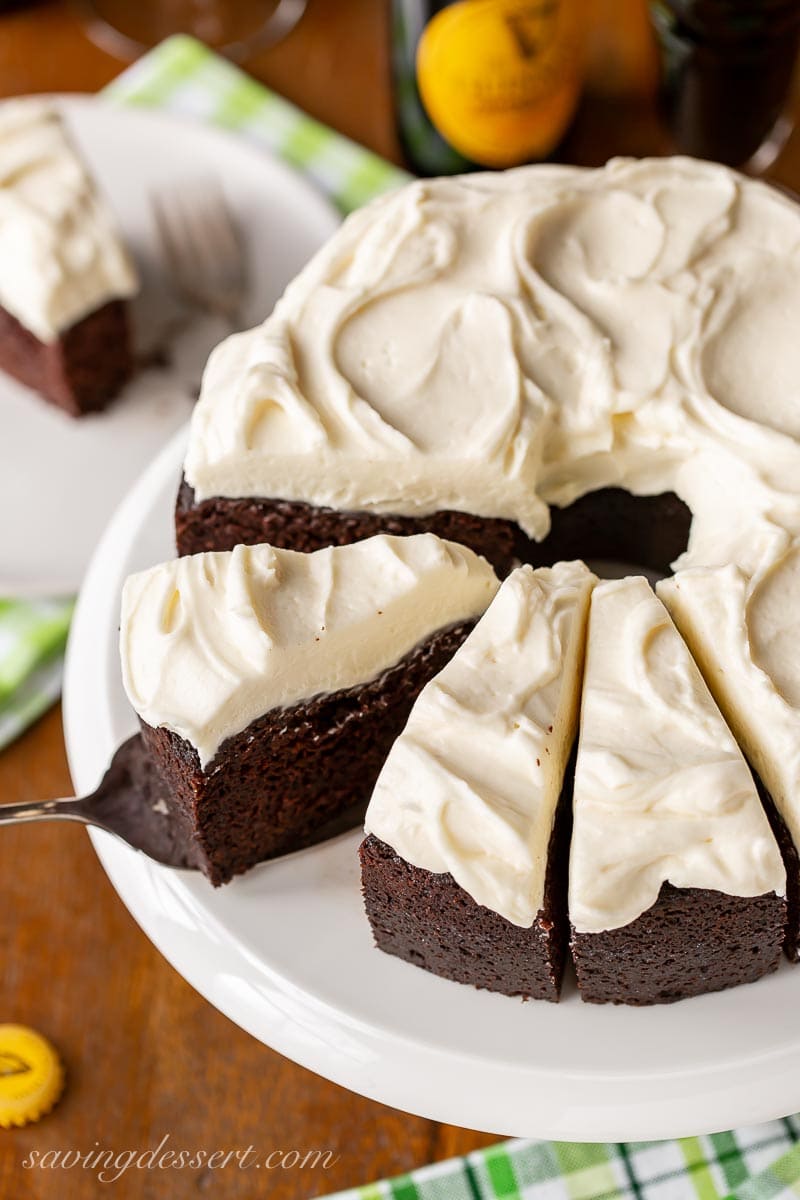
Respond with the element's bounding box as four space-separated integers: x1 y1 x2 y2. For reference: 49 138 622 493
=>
0 1025 65 1128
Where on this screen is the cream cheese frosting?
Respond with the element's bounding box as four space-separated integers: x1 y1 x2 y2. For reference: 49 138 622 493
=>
569 576 785 935
659 542 800 860
364 560 596 927
184 156 800 573
0 100 138 341
120 533 499 769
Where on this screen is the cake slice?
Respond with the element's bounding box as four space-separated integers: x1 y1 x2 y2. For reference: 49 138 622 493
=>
659 542 800 960
120 533 498 885
569 576 786 1005
360 560 596 1000
0 101 138 415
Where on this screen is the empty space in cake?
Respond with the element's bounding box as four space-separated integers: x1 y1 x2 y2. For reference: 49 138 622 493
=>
526 487 693 581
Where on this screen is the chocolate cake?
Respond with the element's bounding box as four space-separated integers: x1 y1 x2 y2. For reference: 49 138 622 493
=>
178 157 800 585
569 577 786 1005
0 101 137 415
121 155 800 1006
659 547 800 961
361 562 596 999
120 534 499 885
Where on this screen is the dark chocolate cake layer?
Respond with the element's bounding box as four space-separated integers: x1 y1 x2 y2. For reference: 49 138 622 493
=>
0 297 132 416
140 621 475 887
176 481 693 579
175 480 521 576
571 883 786 1005
359 765 574 1001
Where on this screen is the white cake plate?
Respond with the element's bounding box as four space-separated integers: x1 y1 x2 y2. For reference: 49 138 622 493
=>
62 428 800 1140
0 96 339 597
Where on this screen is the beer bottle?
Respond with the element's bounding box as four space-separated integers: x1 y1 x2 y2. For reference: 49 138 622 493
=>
391 0 584 176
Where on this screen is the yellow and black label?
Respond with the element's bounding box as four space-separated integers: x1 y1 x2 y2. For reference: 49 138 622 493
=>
416 0 581 168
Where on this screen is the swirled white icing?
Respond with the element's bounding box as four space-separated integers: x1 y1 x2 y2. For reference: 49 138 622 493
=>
569 576 785 935
120 533 499 769
184 156 800 573
364 560 596 927
0 100 137 341
659 542 800 861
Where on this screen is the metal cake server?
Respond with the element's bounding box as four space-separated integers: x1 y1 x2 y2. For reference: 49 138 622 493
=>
0 736 194 868
0 735 366 872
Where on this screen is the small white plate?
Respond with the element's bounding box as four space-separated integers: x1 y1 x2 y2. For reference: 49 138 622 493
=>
0 96 339 598
63 429 800 1141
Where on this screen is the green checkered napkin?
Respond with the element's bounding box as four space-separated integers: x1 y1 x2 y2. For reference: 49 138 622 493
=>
4 37 800 1200
320 1125 800 1200
0 34 407 755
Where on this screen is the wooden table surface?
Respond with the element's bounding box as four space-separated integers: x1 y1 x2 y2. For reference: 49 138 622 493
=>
2 3 800 1198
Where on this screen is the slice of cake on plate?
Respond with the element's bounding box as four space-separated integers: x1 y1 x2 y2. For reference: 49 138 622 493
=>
360 560 596 1001
569 576 786 1005
120 533 498 886
0 100 138 415
659 541 800 960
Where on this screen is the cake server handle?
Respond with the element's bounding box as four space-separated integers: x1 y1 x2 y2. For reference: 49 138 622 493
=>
0 796 94 828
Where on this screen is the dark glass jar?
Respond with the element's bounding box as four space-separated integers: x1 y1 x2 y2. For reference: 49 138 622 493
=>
650 0 800 166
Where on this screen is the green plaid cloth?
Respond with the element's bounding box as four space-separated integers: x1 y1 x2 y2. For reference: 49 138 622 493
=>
4 39 800 1200
0 599 72 751
105 34 408 212
319 1125 800 1200
0 34 407 754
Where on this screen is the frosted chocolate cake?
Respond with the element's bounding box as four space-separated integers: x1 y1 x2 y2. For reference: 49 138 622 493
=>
569 577 786 1005
361 560 595 1000
120 533 498 885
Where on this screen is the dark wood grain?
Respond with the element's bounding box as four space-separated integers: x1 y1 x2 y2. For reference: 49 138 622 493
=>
2 1 800 1196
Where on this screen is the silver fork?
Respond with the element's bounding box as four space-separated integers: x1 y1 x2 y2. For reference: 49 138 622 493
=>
152 180 249 329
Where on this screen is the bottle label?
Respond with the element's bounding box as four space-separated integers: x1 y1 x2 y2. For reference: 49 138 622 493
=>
416 0 581 168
